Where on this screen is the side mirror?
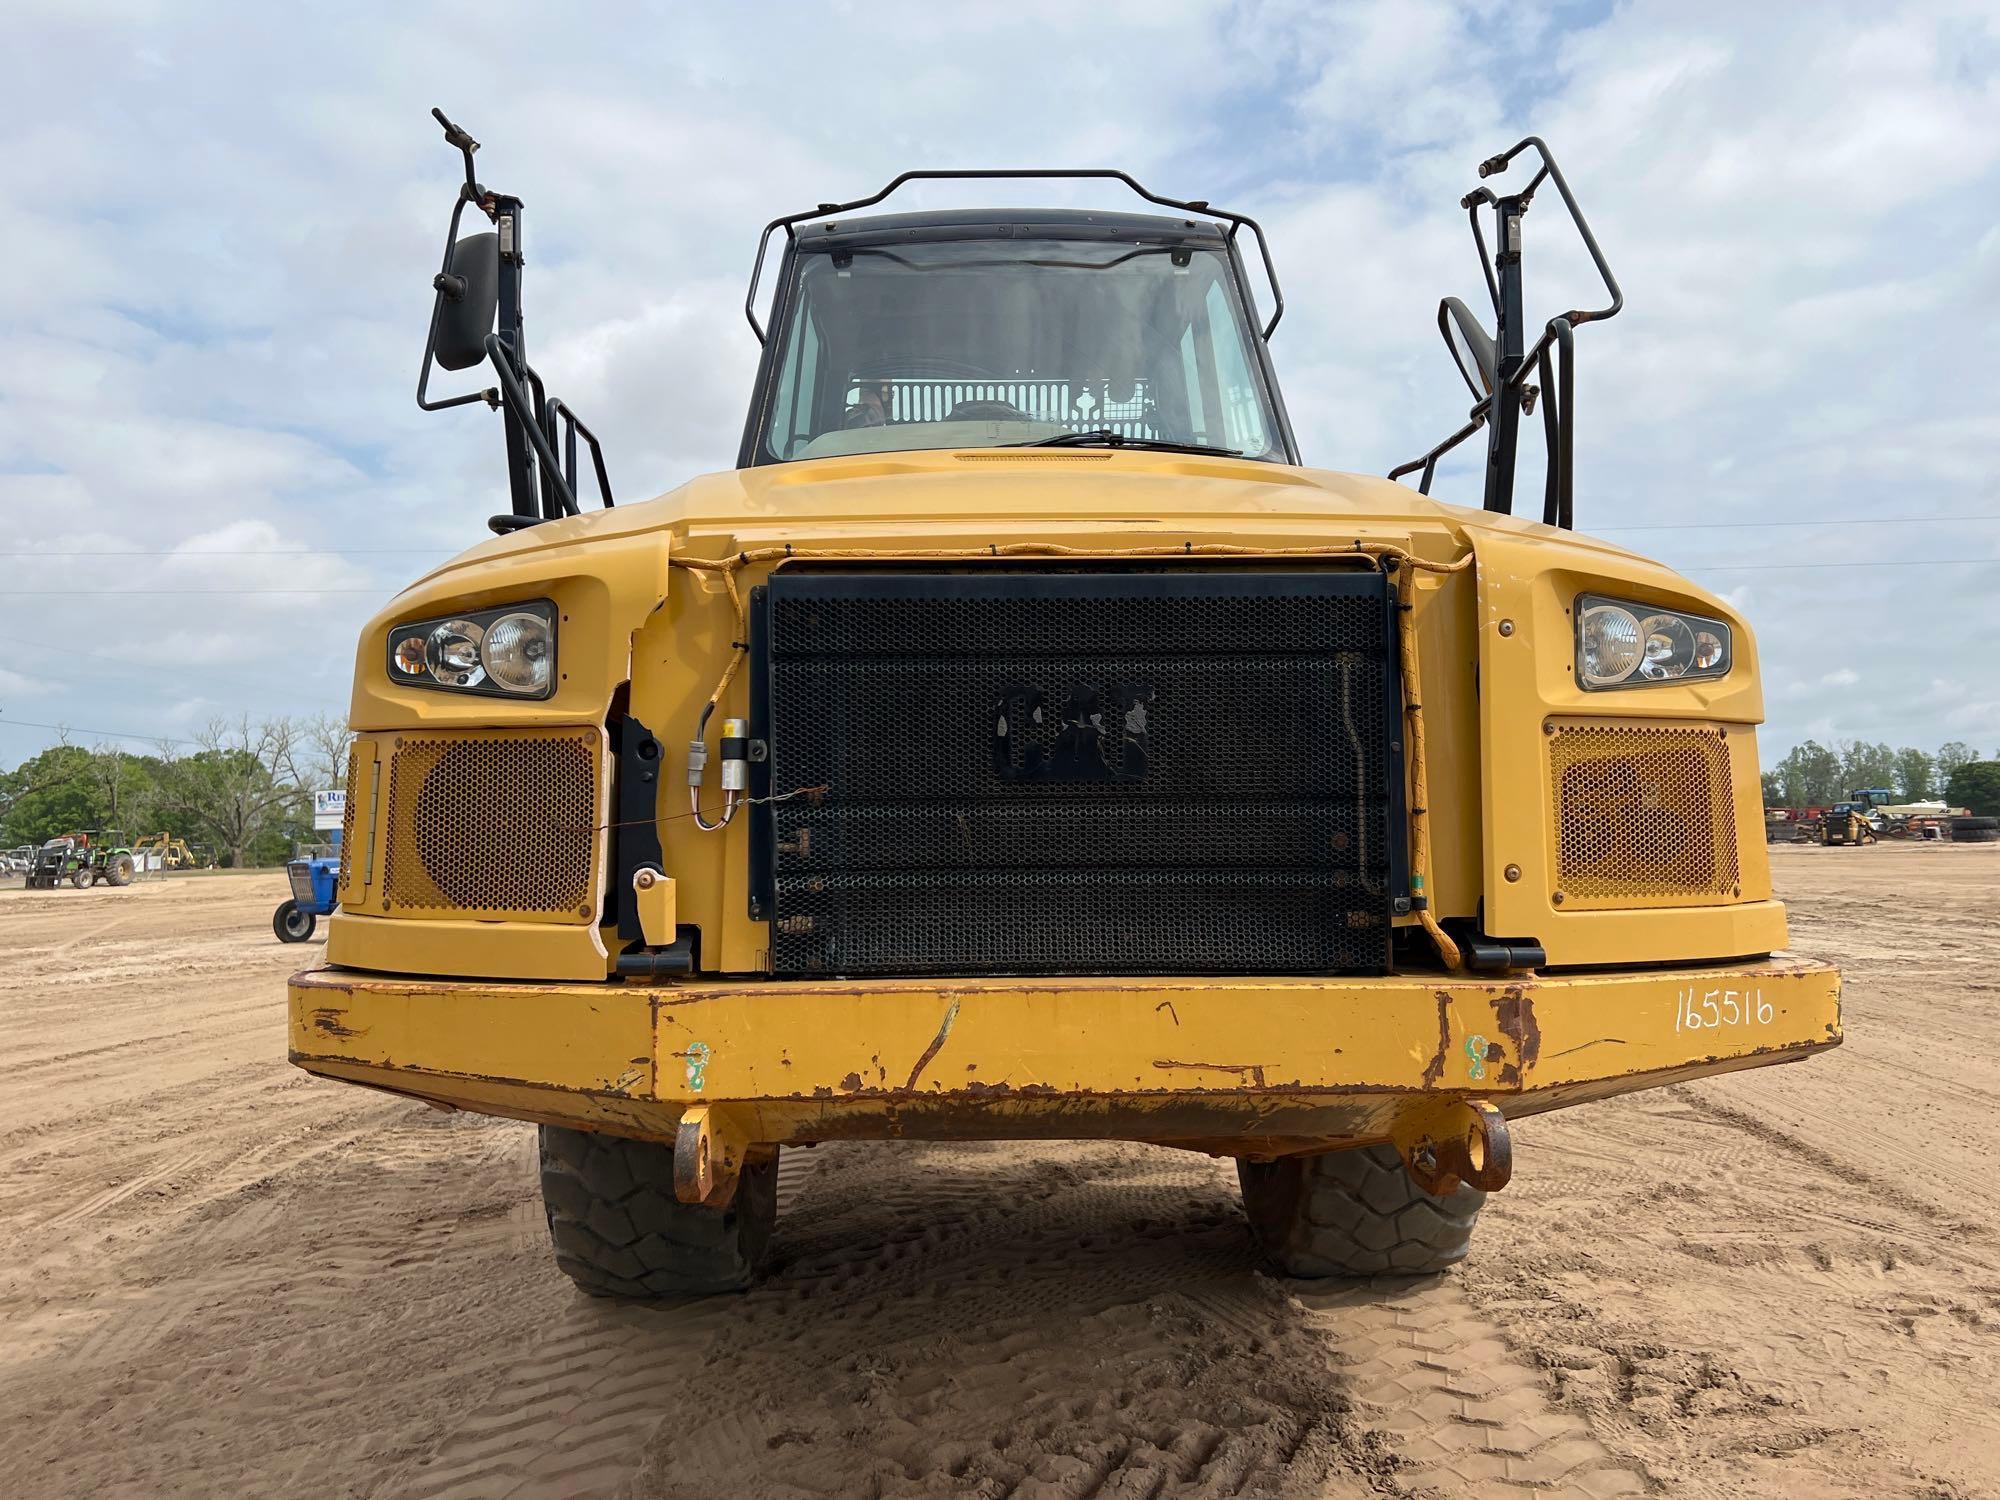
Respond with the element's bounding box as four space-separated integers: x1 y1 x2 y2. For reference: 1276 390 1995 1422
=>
431 231 499 371
1438 295 1497 400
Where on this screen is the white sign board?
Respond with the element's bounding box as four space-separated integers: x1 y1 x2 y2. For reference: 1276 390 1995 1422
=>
313 789 347 832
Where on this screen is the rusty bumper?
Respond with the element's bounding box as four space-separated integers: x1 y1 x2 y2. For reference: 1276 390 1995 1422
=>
289 956 1840 1167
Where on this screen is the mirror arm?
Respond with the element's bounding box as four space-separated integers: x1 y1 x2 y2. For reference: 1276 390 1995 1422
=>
1461 189 1501 315
484 334 581 520
1389 410 1487 496
1479 137 1622 326
432 107 481 198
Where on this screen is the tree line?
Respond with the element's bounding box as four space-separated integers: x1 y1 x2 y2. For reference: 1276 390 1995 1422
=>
0 716 352 869
1761 738 2000 813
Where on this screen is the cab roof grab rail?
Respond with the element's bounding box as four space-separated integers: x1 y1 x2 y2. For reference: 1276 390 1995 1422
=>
743 168 1287 344
1390 136 1623 529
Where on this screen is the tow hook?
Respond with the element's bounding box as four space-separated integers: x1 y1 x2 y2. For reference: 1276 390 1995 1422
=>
1389 1098 1513 1196
673 1103 752 1208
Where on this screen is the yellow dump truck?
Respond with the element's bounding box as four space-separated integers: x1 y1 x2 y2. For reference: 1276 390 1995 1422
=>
289 116 1840 1296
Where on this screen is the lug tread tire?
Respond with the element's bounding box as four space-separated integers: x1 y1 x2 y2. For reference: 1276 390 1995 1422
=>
104 853 135 886
1238 1143 1483 1278
538 1125 776 1298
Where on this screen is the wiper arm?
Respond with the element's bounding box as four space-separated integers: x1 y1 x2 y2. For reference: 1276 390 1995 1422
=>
1008 429 1244 458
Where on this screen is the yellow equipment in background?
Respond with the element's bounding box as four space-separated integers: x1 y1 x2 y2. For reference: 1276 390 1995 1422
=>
132 833 205 871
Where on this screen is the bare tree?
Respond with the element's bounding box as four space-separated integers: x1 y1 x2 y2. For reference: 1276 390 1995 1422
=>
155 715 311 868
302 714 355 795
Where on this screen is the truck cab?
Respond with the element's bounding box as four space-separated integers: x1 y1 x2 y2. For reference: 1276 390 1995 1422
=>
288 119 1840 1297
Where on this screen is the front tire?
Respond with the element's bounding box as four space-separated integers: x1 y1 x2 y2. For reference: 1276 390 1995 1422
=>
273 900 316 942
538 1125 778 1297
1238 1143 1484 1277
70 867 93 889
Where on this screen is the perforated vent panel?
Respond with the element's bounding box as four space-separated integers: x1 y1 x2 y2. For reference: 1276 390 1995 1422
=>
1548 720 1740 909
336 746 359 899
376 728 603 922
758 569 1401 977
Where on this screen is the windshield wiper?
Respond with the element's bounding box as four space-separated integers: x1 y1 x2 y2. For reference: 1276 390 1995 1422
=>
1007 430 1244 458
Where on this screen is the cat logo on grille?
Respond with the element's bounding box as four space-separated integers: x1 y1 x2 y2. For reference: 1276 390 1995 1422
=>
991 682 1153 782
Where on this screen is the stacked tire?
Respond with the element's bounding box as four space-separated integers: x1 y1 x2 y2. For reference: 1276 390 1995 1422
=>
1950 816 1999 844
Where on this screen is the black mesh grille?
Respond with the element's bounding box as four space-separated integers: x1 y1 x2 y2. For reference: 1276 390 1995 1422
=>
759 569 1399 976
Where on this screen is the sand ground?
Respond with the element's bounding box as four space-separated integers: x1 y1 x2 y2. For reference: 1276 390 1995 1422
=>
0 848 1994 1498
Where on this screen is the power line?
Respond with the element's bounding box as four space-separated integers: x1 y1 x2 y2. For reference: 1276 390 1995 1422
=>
0 715 202 747
1680 557 2000 572
0 596 380 604
0 547 443 558
1597 513 2000 533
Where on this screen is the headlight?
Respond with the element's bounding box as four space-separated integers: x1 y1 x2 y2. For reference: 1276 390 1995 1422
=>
481 610 554 695
386 599 557 698
1576 594 1731 689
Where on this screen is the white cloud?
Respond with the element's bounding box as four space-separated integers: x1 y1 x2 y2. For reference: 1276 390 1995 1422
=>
0 0 1996 768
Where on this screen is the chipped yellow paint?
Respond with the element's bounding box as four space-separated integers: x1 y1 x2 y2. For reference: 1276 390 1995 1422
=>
289 957 1838 1154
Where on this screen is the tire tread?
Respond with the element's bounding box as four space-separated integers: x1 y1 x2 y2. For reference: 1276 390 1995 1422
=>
537 1125 776 1297
1238 1143 1483 1277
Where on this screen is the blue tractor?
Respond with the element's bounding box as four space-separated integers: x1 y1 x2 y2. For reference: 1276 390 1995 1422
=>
275 849 340 942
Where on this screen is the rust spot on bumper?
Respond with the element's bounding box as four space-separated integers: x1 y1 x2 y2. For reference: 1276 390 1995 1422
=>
310 1006 364 1039
1420 992 1451 1088
1153 1060 1269 1088
1494 988 1541 1077
902 996 962 1091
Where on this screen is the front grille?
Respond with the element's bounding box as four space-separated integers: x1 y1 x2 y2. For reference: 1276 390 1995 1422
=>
1548 719 1740 909
377 727 603 922
755 568 1401 976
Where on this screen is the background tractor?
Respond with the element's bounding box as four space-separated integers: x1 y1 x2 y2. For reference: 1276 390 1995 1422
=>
25 830 137 889
275 843 340 942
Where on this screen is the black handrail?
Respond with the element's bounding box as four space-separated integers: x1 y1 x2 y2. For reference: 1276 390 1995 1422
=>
744 168 1286 343
1392 137 1621 525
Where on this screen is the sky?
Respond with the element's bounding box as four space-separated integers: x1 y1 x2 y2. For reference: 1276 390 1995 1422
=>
3 0 1997 770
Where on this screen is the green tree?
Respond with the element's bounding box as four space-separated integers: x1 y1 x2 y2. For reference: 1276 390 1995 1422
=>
1774 739 1842 806
1893 747 1936 801
1760 769 1783 808
1946 761 2000 818
0 743 100 845
1836 739 1898 795
1938 741 1978 783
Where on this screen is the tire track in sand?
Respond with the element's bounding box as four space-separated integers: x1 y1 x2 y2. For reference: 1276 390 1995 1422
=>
386 1142 1652 1499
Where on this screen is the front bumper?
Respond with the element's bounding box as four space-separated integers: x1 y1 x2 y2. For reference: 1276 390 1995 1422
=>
290 956 1840 1161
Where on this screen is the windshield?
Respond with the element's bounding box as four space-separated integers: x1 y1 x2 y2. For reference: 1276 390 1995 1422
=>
757 235 1284 463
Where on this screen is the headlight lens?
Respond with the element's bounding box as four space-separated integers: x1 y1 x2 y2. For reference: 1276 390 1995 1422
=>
386 600 557 698
391 636 428 677
481 610 553 695
427 619 487 688
1576 594 1730 690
